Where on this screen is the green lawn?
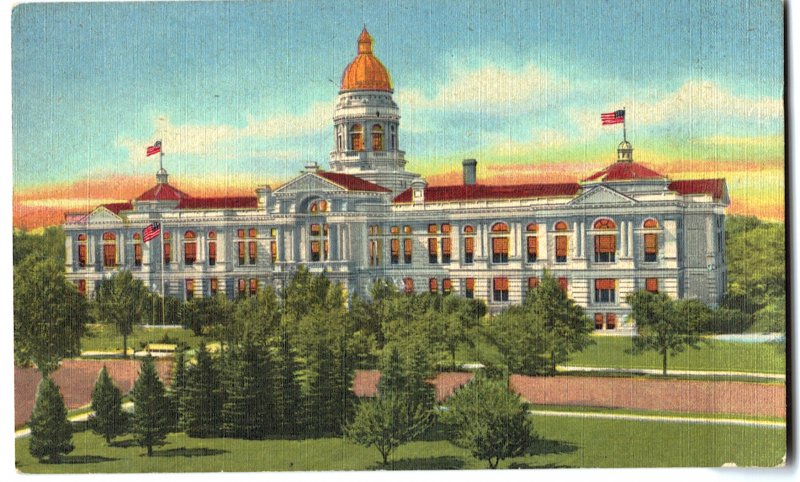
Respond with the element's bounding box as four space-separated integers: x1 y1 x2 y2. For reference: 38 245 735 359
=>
15 414 785 472
566 336 786 374
80 324 207 353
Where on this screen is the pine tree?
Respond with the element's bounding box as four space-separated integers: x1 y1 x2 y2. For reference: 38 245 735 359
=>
130 356 170 456
167 349 188 432
377 346 407 398
221 342 276 439
181 343 222 437
304 337 356 436
28 377 73 463
89 366 127 444
274 329 302 437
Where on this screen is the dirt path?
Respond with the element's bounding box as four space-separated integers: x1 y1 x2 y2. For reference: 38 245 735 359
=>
15 359 173 428
510 375 785 418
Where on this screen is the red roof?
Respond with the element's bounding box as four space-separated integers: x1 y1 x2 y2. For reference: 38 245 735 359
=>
101 202 133 215
582 161 666 182
177 196 258 210
393 183 581 203
136 183 191 202
316 172 391 192
669 179 727 200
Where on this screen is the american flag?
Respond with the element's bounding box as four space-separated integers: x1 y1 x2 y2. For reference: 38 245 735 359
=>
146 141 162 157
601 110 625 125
143 222 161 242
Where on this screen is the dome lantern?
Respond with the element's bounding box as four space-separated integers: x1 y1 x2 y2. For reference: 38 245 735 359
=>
340 27 393 93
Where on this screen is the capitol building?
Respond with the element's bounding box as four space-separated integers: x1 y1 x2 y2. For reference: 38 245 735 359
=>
64 29 729 331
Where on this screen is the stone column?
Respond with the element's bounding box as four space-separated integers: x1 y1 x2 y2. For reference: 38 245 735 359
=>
627 222 634 258
572 222 579 258
620 221 627 257
118 233 125 264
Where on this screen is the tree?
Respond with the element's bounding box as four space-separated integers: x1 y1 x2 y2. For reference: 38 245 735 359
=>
181 343 223 437
346 393 430 466
440 376 536 469
273 329 303 436
89 366 127 444
130 356 170 456
13 226 65 266
28 377 73 463
167 349 188 432
14 257 87 376
221 342 276 439
232 286 281 346
94 270 148 358
431 295 486 369
627 291 702 375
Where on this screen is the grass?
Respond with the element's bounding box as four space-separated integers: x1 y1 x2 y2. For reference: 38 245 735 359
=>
15 414 786 472
528 404 787 424
80 324 207 354
455 335 785 375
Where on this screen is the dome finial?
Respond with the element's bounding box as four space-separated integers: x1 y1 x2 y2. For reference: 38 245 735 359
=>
358 27 372 54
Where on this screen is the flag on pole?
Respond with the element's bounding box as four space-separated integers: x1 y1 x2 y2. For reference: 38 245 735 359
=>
143 222 161 242
601 110 625 125
146 141 162 157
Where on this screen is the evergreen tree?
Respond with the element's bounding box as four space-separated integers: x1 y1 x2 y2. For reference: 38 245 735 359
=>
303 336 356 436
28 377 73 463
221 342 276 439
274 329 303 436
181 343 223 437
130 356 170 456
377 346 407 398
167 349 188 432
89 366 127 444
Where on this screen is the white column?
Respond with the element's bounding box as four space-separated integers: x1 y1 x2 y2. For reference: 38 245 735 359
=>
217 232 226 262
620 221 627 257
539 225 547 262
118 233 125 263
627 222 634 257
88 235 96 264
65 237 73 266
572 222 579 258
705 216 715 255
199 234 206 262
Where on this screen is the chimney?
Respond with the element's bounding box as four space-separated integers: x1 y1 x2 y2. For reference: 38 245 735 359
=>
256 185 272 211
462 159 477 185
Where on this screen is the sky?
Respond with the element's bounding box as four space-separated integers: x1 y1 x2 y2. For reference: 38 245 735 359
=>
10 0 785 229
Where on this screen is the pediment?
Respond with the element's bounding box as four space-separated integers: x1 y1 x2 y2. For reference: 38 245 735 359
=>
569 186 636 205
273 173 347 195
87 206 124 223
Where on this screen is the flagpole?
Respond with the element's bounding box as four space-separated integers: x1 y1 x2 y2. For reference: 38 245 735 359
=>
159 140 164 171
623 106 627 143
160 222 165 325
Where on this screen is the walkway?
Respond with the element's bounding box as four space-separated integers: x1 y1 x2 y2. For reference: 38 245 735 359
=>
529 409 785 429
558 365 785 381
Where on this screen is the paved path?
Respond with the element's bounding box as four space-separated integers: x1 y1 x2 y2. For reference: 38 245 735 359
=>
529 409 786 429
15 402 134 439
558 365 786 381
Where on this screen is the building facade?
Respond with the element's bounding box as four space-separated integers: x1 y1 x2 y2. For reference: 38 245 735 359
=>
64 29 729 331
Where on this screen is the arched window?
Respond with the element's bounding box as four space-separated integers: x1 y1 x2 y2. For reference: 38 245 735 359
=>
463 225 475 234
554 221 568 231
310 200 328 213
491 222 509 233
163 232 172 264
403 277 414 294
554 222 568 263
133 233 142 267
593 219 617 263
77 234 87 267
526 223 538 232
390 125 396 149
490 223 509 264
526 224 538 263
102 232 117 268
184 231 197 265
206 231 217 266
371 124 384 151
350 124 364 151
643 218 659 228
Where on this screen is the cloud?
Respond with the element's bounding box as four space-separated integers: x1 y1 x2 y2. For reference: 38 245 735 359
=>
398 64 569 115
118 102 332 163
694 134 784 147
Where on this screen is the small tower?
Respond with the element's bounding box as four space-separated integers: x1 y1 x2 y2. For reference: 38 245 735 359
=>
617 140 633 163
156 167 169 184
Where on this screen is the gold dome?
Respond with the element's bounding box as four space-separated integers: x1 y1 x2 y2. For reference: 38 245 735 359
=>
340 28 393 92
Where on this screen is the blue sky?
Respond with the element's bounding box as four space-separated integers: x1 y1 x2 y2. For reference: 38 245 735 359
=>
11 0 785 220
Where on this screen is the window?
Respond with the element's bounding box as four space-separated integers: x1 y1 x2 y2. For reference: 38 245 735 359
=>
208 232 217 266
210 278 218 296
133 233 142 267
645 278 659 293
491 222 509 233
594 219 616 230
403 278 414 294
526 223 538 232
371 124 383 151
643 218 659 228
390 226 399 235
102 232 117 268
463 225 475 234
311 241 321 261
441 238 451 263
368 225 381 267
429 278 438 294
528 277 539 291
594 313 604 330
310 199 328 213
249 228 258 238
163 232 172 264
606 313 617 330
555 236 568 263
441 223 451 234
238 241 246 266
77 279 87 296
248 230 257 265
310 223 329 262
428 238 438 263
443 278 452 295
249 278 258 296
491 237 509 264
644 233 658 262
271 241 277 263
527 236 538 263
493 277 509 302
465 278 475 299
237 229 245 238
77 234 87 267
390 238 400 264
390 125 396 149
237 279 246 298
558 277 569 293
594 234 616 262
404 238 413 264
350 124 364 151
428 224 438 234
185 279 194 300
594 279 616 303
464 236 475 264
184 231 197 265
554 221 568 231
403 225 412 234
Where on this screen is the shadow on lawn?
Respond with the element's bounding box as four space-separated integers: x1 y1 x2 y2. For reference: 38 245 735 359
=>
150 447 228 458
528 437 577 456
58 455 118 464
373 455 465 470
